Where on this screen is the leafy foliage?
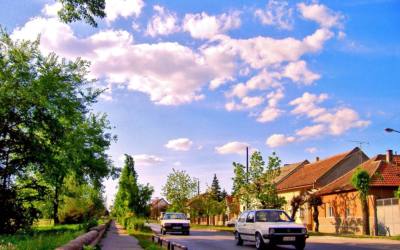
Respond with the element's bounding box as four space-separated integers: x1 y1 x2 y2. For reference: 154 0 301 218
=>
210 174 225 202
351 167 371 235
57 0 106 27
162 169 197 212
112 155 153 218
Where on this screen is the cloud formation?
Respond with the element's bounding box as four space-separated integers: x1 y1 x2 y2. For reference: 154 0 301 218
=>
215 141 249 155
133 154 164 166
165 138 193 151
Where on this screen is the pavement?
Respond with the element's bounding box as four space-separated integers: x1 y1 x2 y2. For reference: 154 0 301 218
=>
148 223 400 250
101 220 143 250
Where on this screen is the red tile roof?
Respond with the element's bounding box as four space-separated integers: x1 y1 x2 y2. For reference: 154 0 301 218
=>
275 160 309 184
277 148 358 191
317 155 400 195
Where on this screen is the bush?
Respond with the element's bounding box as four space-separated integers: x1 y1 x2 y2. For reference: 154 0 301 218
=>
82 218 98 232
120 216 145 231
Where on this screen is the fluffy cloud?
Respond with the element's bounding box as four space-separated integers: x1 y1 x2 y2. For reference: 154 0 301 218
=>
266 134 296 148
289 92 328 118
283 60 320 85
165 138 193 151
298 2 343 29
133 154 164 166
305 147 317 153
105 0 144 22
296 124 325 138
42 2 62 17
314 108 370 135
255 0 293 30
183 11 241 39
215 141 249 155
146 5 179 37
257 107 282 123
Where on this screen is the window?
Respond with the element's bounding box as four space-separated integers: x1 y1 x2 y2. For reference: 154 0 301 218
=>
238 212 248 223
246 211 255 223
255 210 292 222
327 205 334 217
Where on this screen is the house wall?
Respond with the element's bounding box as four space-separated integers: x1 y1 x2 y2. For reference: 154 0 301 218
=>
318 188 396 235
317 151 368 187
278 189 313 229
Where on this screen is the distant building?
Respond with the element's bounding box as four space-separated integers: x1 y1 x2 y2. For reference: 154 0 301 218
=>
150 198 169 220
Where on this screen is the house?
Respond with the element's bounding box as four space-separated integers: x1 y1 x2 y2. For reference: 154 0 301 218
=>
275 160 310 184
276 147 369 229
150 198 169 220
315 150 400 235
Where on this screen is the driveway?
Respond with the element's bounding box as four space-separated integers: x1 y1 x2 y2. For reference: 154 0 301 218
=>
148 223 400 250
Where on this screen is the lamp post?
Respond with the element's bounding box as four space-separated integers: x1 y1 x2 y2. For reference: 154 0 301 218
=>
385 128 400 134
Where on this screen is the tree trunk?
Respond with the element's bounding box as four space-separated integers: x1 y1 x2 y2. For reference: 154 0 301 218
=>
291 206 299 221
361 198 370 235
313 205 319 232
53 186 60 225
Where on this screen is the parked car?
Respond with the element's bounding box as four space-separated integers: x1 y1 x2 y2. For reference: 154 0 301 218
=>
160 212 190 235
226 218 237 227
234 209 308 250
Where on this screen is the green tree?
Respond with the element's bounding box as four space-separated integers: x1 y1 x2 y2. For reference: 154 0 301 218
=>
351 167 371 235
231 162 250 210
57 0 106 27
210 174 223 202
162 169 197 212
308 194 322 232
113 155 153 218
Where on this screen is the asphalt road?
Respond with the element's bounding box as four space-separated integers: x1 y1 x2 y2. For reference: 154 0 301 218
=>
148 223 400 250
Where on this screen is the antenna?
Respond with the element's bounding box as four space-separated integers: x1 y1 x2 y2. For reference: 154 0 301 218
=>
349 140 369 165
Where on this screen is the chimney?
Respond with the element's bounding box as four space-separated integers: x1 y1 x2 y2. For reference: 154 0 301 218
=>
315 156 320 162
386 149 393 163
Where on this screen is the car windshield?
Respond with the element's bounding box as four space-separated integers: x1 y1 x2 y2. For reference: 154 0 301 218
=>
163 213 187 220
255 210 292 222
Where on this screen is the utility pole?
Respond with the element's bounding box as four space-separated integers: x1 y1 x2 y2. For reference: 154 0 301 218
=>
197 179 200 195
246 146 249 183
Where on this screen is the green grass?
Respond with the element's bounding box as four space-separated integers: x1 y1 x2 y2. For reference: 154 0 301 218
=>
190 224 234 233
0 222 84 250
308 231 400 241
128 226 163 250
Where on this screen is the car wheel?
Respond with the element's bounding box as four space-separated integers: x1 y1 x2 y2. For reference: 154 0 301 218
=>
255 233 266 250
235 231 243 246
295 241 305 250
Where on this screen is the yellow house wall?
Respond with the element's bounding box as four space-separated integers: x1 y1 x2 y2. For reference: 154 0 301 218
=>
278 190 312 228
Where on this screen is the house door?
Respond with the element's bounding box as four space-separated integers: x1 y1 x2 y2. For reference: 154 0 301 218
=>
376 198 400 236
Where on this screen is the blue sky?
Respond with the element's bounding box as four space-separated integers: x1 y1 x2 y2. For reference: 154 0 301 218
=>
2 0 400 206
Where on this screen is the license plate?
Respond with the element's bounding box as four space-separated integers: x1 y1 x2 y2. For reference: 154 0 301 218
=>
173 226 181 229
283 236 296 241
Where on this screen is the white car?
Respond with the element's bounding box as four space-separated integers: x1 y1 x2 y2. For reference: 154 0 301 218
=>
160 212 190 235
234 209 308 250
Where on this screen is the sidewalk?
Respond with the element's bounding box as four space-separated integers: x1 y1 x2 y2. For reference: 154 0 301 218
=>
101 220 143 250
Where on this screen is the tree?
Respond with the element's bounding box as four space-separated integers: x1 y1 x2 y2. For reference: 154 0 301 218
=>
290 195 306 221
308 194 322 232
162 169 197 213
57 0 106 27
210 174 223 202
113 155 153 218
351 167 371 235
232 162 250 210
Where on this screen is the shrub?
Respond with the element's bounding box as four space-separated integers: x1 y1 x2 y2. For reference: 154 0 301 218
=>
82 218 98 232
120 216 145 231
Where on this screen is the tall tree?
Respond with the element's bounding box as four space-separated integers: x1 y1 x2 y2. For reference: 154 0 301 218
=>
231 162 250 210
57 0 106 27
351 167 371 235
113 155 153 218
210 174 222 202
162 169 197 212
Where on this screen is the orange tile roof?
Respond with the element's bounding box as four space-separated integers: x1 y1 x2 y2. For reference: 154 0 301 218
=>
317 155 400 195
275 160 309 184
277 148 358 191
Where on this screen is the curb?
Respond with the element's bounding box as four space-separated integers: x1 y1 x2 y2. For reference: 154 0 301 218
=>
152 234 189 250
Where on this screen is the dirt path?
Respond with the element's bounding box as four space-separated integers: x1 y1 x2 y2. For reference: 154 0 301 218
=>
101 220 143 250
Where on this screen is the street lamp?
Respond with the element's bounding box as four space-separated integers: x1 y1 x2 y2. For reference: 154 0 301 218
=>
385 128 400 134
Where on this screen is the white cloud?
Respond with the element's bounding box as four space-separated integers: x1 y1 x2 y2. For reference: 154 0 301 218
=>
257 106 282 123
165 138 193 151
215 141 249 155
42 2 62 17
146 5 180 37
298 2 343 29
242 96 264 108
289 92 328 118
283 60 320 85
296 124 326 138
183 11 241 39
313 108 370 135
227 83 248 98
133 154 164 166
305 147 317 153
266 134 296 148
255 0 293 30
266 89 284 107
105 0 144 22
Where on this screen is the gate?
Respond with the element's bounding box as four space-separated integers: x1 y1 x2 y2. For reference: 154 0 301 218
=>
376 198 400 236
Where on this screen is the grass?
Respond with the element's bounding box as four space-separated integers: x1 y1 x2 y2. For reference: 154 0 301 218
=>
0 222 85 250
128 226 163 250
308 231 400 241
190 224 235 232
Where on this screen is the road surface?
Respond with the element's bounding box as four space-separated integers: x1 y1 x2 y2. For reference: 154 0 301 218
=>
148 223 400 250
